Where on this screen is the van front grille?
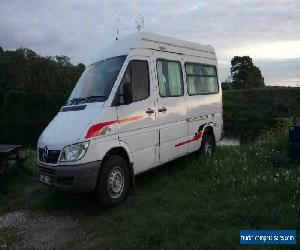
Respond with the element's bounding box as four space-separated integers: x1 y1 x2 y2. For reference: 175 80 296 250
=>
38 148 61 164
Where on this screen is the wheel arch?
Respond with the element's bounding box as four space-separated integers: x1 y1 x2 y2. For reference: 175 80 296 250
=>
199 123 216 144
101 144 135 189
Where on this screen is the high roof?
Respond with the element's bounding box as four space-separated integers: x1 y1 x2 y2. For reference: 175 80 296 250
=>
94 32 216 63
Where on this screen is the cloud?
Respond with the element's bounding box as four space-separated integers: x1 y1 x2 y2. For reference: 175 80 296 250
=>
0 0 299 84
256 58 300 86
218 58 300 86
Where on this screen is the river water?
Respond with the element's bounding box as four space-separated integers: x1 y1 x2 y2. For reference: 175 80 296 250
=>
221 119 288 146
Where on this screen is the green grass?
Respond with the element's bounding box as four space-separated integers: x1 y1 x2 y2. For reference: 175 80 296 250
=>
0 127 299 249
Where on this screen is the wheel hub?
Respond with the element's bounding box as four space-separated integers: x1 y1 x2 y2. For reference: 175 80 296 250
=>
204 142 212 155
108 166 124 199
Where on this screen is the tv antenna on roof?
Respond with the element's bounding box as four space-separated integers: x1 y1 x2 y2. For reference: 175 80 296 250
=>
135 15 144 32
115 14 120 41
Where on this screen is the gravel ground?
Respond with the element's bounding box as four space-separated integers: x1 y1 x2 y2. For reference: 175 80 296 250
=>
0 211 80 249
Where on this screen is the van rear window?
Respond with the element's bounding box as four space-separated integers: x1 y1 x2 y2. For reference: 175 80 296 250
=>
185 63 219 95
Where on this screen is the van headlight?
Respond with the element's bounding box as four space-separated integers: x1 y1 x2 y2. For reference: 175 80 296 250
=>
59 141 89 162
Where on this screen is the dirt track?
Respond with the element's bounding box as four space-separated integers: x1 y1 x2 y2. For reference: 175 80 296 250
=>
0 211 80 249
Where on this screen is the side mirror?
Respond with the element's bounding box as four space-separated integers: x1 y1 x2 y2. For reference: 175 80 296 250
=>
113 81 133 106
123 81 133 105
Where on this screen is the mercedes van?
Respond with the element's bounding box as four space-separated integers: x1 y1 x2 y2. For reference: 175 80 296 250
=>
37 32 223 207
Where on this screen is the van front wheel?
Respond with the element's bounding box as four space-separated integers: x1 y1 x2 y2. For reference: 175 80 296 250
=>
200 133 215 156
96 155 130 208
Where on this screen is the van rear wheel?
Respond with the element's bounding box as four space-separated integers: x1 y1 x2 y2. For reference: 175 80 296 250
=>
96 155 129 208
200 133 215 156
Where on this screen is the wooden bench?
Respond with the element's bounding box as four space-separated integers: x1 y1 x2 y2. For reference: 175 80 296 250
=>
0 144 29 192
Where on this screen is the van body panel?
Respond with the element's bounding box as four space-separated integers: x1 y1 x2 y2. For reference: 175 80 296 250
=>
78 106 119 142
116 55 159 173
38 102 104 150
39 160 100 193
182 54 222 152
186 93 222 153
94 32 215 63
82 138 128 165
153 51 189 163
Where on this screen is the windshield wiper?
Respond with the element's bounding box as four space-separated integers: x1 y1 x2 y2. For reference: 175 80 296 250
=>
67 97 86 105
67 95 107 105
76 95 107 104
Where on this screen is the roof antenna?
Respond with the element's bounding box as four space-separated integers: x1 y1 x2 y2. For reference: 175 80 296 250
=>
115 14 120 41
135 15 144 32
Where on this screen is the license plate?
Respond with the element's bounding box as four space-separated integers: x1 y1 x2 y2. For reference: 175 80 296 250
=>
40 174 52 186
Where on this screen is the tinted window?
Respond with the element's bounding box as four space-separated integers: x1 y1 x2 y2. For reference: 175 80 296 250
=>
157 60 183 97
185 63 219 95
120 60 149 103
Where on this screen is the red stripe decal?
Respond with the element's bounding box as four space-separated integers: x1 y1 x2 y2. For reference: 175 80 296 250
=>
86 120 117 139
85 115 144 139
175 131 203 147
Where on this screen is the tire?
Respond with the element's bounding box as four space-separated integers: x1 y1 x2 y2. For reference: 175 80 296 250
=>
96 154 130 208
200 133 215 156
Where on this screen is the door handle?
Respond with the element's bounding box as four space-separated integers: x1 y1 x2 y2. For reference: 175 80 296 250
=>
158 107 167 112
146 108 155 114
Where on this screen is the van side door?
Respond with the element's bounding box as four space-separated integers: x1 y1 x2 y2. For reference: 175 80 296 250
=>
154 52 188 164
116 56 158 174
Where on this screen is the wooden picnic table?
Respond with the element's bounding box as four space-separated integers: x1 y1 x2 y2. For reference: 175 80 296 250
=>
0 144 28 192
0 144 22 157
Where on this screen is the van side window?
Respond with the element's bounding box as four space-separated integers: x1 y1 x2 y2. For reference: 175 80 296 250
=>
185 63 219 95
157 60 183 97
120 60 150 103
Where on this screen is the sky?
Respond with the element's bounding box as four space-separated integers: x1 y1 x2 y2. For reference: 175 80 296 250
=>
0 0 300 86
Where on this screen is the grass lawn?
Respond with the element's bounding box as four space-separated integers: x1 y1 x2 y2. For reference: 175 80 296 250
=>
0 126 299 249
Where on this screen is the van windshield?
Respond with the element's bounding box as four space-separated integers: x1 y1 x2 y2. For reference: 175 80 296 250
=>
67 55 126 105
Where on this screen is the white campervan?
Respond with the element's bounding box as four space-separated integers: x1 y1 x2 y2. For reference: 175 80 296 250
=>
37 32 223 207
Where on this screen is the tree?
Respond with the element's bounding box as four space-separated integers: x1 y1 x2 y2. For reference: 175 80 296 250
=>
231 56 264 89
55 55 71 66
0 47 85 96
77 63 85 72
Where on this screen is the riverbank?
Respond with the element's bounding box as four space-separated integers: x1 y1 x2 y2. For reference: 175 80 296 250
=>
223 87 300 122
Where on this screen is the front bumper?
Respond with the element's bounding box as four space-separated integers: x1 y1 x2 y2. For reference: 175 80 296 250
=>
38 161 101 193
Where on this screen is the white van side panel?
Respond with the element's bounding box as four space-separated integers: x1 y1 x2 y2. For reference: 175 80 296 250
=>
182 55 222 153
73 106 120 165
84 138 134 165
186 94 222 153
116 55 159 174
152 52 189 164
